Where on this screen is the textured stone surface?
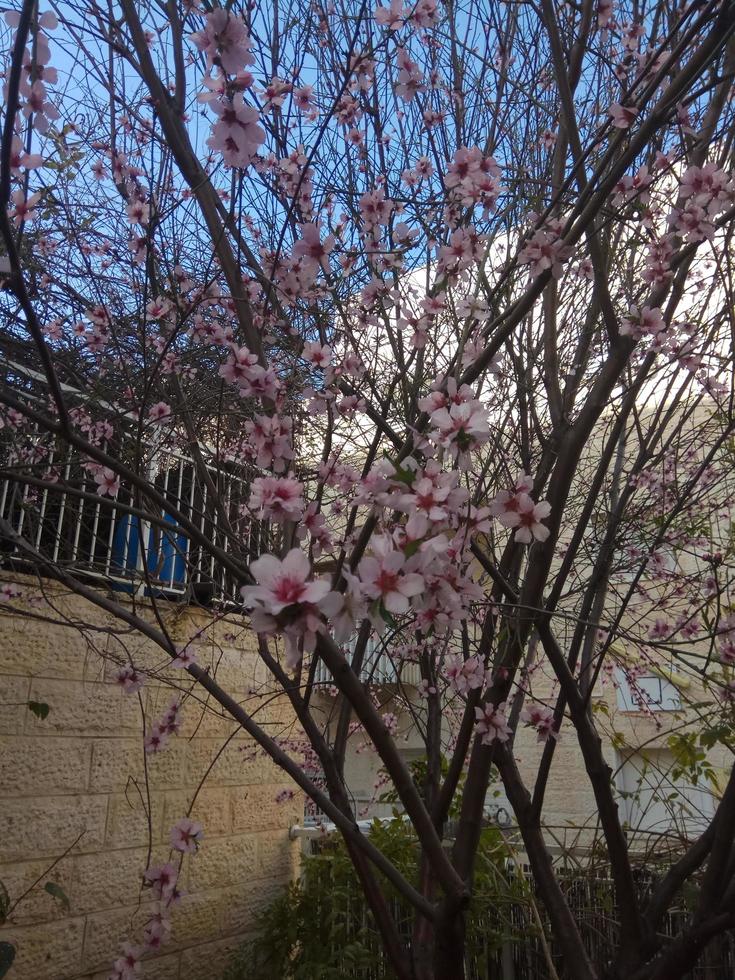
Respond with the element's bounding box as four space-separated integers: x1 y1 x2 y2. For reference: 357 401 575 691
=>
0 736 92 795
0 795 108 862
0 577 301 980
0 917 85 979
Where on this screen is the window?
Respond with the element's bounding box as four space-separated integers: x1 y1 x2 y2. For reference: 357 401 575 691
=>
615 668 681 712
615 749 715 837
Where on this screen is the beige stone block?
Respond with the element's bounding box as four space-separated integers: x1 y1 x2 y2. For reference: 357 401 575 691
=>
73 846 161 914
84 952 181 980
230 785 302 833
167 888 232 947
145 688 237 741
0 736 92 795
257 832 299 880
219 878 288 937
0 617 95 680
187 737 282 788
187 836 258 893
162 787 232 840
0 675 30 734
23 678 140 737
178 932 253 977
0 856 76 926
94 642 164 686
0 795 108 863
204 646 263 693
81 903 155 972
105 791 165 849
89 738 185 793
0 916 85 979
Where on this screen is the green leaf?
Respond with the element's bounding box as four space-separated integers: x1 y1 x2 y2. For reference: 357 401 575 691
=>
44 881 69 911
0 943 15 979
27 701 50 720
378 603 397 628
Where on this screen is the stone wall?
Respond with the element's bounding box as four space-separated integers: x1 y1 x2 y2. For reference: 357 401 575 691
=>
0 574 301 980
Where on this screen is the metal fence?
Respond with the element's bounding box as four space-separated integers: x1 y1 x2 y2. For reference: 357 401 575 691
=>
313 634 423 687
0 432 271 602
299 851 735 979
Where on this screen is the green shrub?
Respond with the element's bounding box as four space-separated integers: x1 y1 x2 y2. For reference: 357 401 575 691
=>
223 810 533 980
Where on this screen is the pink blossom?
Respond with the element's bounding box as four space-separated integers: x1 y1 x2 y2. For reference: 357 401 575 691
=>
94 467 120 497
429 400 490 460
358 535 424 616
243 549 330 613
143 862 180 902
9 190 41 225
144 723 169 754
219 345 259 386
207 94 265 167
717 613 735 665
8 135 44 175
374 0 405 29
518 226 572 278
474 702 512 744
608 102 638 129
115 666 145 694
249 476 305 522
359 187 393 228
142 912 171 951
148 401 171 423
513 494 552 544
110 942 144 980
293 223 335 268
521 703 558 742
191 9 254 74
0 583 21 601
302 341 332 368
244 415 293 472
171 646 198 669
170 816 204 853
444 654 485 695
320 573 367 644
382 711 399 735
620 305 665 339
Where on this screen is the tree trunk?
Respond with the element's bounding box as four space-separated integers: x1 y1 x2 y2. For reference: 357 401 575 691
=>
432 904 467 980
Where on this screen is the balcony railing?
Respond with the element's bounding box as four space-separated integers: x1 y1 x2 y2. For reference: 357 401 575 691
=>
313 636 422 687
0 436 271 603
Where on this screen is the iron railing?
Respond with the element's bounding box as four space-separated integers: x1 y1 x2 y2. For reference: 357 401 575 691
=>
0 433 270 602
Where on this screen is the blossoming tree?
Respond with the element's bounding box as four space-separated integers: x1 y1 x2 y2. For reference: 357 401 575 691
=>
2 0 735 977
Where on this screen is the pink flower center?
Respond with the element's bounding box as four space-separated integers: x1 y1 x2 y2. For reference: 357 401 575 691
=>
376 569 400 594
274 576 307 605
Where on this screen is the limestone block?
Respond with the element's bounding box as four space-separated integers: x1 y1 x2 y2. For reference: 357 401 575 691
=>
178 931 253 977
0 856 75 926
105 791 166 849
187 835 258 893
89 738 186 793
81 902 156 972
167 888 234 947
186 736 257 787
84 953 181 980
0 916 85 979
0 675 30 734
219 877 289 937
0 795 108 863
72 846 163 914
24 678 140 737
230 785 302 833
162 787 232 840
0 617 93 680
257 832 299 879
0 736 92 794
